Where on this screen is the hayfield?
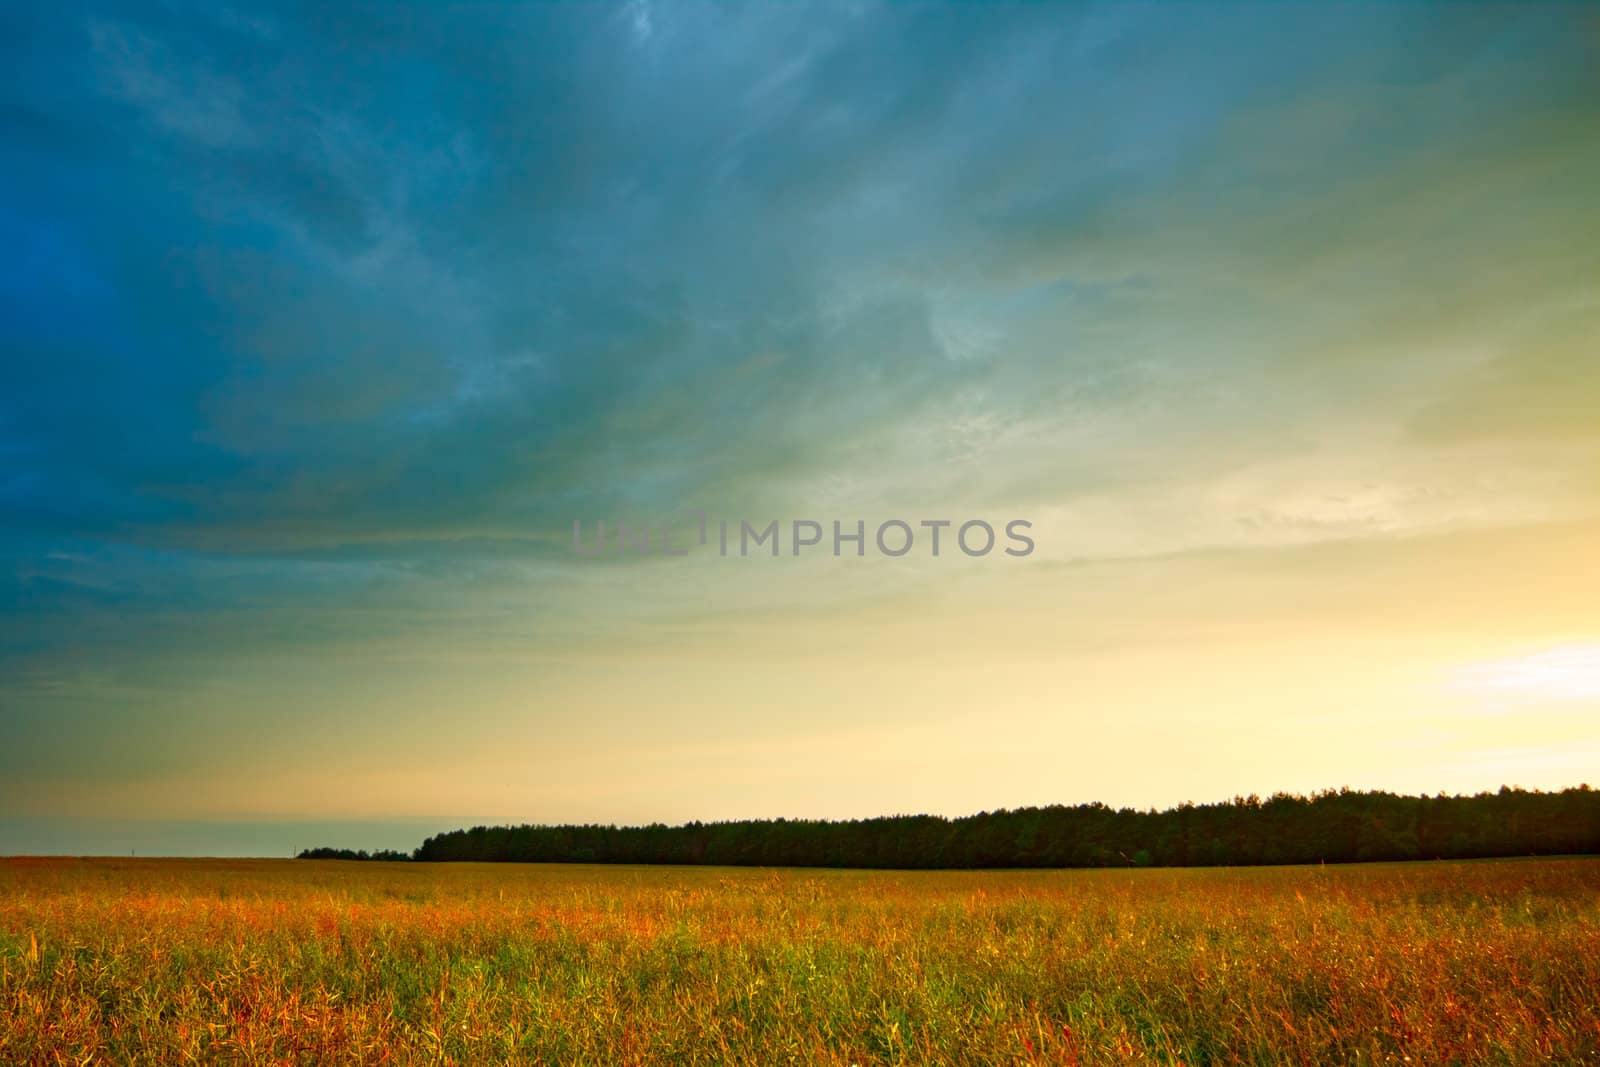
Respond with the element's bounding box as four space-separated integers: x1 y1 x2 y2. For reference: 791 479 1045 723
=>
2 856 1597 1065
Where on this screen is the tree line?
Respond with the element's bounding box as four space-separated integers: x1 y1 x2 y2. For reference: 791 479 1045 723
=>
295 847 411 862
297 785 1600 868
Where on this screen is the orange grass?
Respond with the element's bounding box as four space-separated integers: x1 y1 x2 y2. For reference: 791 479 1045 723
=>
2 856 1598 1065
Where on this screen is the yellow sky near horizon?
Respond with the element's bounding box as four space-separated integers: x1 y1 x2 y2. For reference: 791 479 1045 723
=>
11 516 1597 825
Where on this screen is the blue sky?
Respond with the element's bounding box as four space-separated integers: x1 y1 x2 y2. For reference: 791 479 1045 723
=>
3 2 1598 853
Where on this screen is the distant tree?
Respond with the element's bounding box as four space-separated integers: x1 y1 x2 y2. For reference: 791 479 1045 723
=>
407 785 1600 869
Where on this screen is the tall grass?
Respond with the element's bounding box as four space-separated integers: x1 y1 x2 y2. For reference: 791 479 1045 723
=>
3 857 1597 1064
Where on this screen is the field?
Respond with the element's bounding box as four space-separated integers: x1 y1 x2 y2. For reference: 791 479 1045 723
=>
2 857 1598 1065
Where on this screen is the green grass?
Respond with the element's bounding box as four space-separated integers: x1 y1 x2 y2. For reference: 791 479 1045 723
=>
2 857 1598 1064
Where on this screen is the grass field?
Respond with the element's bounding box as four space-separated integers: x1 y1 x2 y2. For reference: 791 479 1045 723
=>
2 857 1597 1065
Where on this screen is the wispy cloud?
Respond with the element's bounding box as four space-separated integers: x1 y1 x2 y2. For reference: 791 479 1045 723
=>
2 1 1597 824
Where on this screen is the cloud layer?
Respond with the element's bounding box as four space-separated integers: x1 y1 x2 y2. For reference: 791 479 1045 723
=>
3 2 1597 835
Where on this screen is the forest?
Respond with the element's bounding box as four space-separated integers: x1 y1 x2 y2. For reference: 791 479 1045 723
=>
299 786 1600 868
294 847 411 862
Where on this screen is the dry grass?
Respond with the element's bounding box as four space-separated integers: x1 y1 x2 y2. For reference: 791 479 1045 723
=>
2 856 1597 1065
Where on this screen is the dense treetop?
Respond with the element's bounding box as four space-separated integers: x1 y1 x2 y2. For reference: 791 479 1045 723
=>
299 786 1599 868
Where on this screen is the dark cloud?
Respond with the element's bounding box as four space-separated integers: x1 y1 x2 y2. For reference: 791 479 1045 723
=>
1 0 1595 696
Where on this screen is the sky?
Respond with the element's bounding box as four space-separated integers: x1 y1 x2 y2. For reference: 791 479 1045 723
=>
3 2 1598 856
